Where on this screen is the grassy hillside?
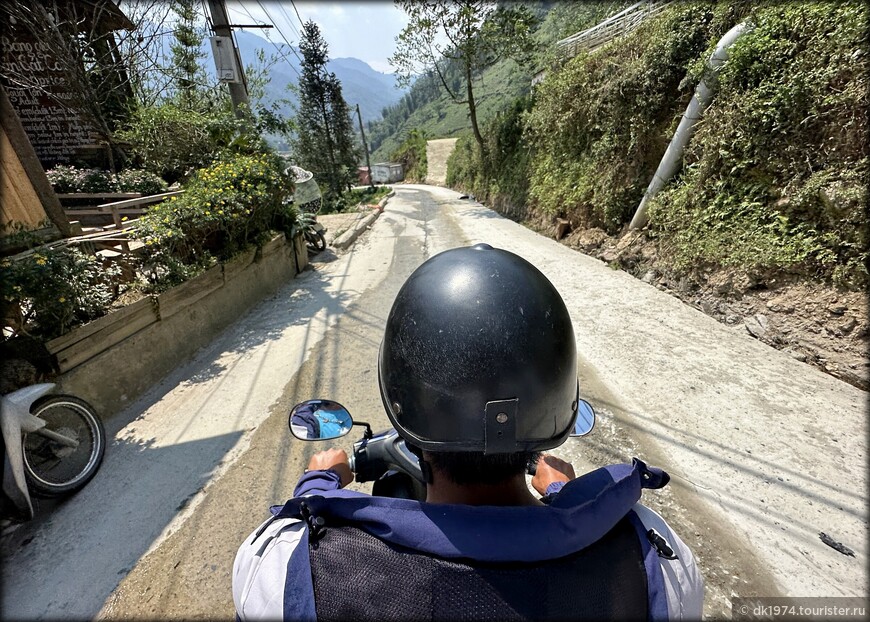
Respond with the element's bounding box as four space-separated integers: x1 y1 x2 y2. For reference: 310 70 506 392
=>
370 59 527 162
366 2 628 162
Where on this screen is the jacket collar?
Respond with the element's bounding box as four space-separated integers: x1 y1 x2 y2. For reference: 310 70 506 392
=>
272 459 668 562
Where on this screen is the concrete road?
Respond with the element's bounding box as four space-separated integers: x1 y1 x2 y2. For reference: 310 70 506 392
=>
2 185 865 620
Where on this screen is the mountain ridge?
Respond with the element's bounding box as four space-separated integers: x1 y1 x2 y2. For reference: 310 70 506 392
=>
232 30 407 126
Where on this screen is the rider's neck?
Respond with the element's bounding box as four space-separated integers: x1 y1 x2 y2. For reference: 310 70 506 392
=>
424 472 544 507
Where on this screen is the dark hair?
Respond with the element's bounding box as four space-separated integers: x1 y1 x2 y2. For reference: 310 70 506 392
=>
425 450 541 486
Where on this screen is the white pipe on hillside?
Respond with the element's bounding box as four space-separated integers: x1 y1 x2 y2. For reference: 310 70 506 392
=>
629 21 752 230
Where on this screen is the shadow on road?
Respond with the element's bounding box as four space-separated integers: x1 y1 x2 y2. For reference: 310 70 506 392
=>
1 431 243 620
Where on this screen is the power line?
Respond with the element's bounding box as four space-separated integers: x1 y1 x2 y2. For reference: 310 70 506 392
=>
253 1 305 66
231 2 302 77
274 1 301 39
289 0 305 27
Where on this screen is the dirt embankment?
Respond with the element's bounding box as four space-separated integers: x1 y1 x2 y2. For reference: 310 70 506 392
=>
425 138 459 186
527 215 869 392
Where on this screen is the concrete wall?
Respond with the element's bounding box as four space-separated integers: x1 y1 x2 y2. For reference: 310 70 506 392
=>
57 234 307 419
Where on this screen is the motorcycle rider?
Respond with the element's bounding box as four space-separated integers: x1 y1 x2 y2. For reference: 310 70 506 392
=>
233 244 703 620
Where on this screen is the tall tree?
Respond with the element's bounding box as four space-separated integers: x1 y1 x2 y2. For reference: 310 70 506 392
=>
292 20 358 199
390 1 539 156
169 0 209 109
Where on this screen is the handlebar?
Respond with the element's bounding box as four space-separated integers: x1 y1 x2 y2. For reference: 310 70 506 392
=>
349 429 423 485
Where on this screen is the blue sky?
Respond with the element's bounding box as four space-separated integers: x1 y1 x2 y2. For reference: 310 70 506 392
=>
226 1 409 74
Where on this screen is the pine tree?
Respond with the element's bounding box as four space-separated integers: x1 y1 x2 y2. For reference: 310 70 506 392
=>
293 21 359 200
169 0 208 109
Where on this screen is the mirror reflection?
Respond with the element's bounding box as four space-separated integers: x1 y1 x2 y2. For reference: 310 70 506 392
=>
289 400 354 441
571 399 595 437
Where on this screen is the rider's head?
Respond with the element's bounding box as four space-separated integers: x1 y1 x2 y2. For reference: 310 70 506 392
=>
378 244 579 486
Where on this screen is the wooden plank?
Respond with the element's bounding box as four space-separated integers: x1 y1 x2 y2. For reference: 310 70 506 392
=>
0 85 71 236
64 209 114 216
56 193 142 200
55 302 159 373
1 123 47 230
45 296 157 354
156 265 224 319
111 207 130 252
97 191 184 210
294 234 308 273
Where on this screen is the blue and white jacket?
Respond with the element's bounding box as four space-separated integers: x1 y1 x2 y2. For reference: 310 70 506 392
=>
233 460 704 620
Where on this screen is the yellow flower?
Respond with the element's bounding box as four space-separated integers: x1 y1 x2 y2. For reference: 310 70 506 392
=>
58 296 66 303
36 257 47 266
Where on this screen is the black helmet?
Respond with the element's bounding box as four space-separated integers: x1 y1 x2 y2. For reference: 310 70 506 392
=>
378 244 579 454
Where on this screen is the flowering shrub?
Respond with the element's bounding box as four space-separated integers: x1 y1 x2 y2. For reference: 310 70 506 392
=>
45 165 84 193
0 248 121 341
45 165 168 194
115 169 169 194
135 152 296 289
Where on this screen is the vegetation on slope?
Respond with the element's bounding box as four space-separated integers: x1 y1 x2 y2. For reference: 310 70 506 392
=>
390 129 429 182
446 1 869 289
648 2 868 288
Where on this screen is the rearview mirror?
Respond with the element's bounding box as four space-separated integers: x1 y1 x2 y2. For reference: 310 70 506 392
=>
571 399 595 437
289 399 354 441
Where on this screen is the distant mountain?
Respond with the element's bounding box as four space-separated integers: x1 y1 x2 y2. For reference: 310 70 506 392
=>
232 30 406 125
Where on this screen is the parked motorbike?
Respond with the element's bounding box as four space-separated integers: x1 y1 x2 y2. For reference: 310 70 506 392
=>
299 211 327 253
285 163 327 253
1 384 106 522
289 398 596 500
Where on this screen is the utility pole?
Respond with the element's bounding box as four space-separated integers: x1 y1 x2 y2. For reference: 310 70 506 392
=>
355 104 374 188
205 0 250 119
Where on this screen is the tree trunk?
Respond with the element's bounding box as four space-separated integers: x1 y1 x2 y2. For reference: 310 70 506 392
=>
465 64 485 156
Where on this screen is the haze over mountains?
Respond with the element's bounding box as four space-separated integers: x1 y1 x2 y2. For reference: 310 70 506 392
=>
231 30 407 125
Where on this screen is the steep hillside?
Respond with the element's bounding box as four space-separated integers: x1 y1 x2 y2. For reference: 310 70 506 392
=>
365 2 628 162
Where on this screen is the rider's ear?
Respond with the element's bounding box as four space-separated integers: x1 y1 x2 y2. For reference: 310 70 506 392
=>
407 443 434 484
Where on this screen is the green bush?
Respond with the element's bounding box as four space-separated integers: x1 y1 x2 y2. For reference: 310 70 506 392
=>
446 95 534 216
135 152 296 289
0 248 121 341
446 135 483 194
524 2 717 231
390 129 428 182
115 169 169 194
45 165 84 193
116 103 241 184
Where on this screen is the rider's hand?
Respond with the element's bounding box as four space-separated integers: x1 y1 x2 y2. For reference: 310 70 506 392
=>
307 448 353 488
531 454 576 496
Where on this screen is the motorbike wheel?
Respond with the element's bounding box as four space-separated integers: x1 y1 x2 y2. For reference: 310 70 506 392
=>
305 229 327 253
22 395 106 498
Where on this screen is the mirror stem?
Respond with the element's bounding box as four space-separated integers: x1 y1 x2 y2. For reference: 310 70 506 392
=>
353 420 373 439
